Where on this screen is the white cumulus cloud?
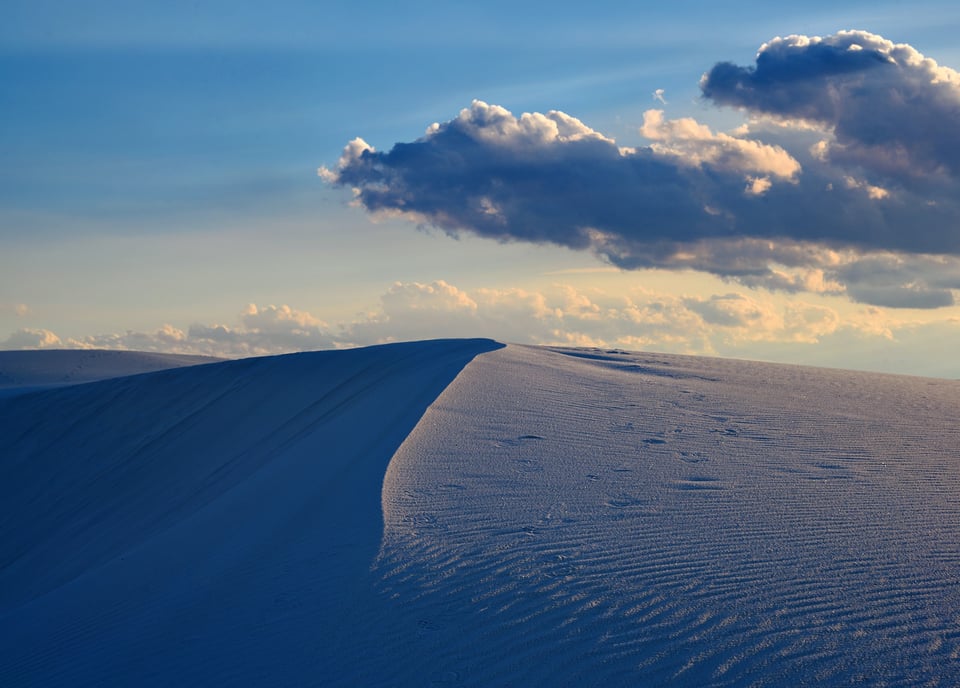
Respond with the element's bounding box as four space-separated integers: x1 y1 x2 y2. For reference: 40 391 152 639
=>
641 109 801 183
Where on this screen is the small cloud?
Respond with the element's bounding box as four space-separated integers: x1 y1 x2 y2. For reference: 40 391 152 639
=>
833 253 960 308
241 303 328 333
381 280 478 315
653 88 667 104
318 137 375 183
745 176 772 196
0 303 29 317
343 281 484 345
541 266 622 276
810 140 830 161
844 175 889 200
188 303 334 355
1 328 61 349
685 293 771 328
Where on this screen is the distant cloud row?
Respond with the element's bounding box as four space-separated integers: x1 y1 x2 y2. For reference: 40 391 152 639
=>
1 304 336 358
321 31 960 309
2 280 945 369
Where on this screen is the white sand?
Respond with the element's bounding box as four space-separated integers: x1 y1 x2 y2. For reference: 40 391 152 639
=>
0 349 222 397
1 341 959 686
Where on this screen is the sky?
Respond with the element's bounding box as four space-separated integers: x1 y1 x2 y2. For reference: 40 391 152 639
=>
3 0 960 377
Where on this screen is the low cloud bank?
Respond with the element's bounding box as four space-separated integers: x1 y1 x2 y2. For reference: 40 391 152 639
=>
1 305 333 358
6 280 956 378
321 31 960 309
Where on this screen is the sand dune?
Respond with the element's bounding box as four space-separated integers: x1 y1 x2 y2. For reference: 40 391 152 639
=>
0 349 222 398
2 341 959 686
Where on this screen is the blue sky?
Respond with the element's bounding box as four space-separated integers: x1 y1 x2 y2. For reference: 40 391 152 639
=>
3 1 960 376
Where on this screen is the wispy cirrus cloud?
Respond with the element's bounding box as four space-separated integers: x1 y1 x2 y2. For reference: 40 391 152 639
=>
321 31 960 309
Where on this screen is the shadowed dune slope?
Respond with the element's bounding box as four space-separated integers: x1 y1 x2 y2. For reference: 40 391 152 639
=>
0 339 502 687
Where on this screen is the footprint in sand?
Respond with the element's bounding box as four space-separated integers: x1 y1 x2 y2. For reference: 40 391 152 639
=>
676 450 709 464
495 434 546 448
671 476 725 491
407 513 437 526
514 458 544 473
606 495 643 508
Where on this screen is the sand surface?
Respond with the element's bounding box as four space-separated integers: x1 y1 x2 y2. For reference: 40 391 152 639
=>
2 341 959 686
0 349 222 398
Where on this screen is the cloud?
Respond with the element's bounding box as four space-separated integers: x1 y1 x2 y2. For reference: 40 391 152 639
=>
71 325 191 353
640 109 800 182
380 281 478 316
700 30 960 181
1 328 62 349
344 281 486 344
231 304 334 351
0 281 848 358
0 305 336 357
183 303 335 356
336 280 844 353
0 304 29 317
682 293 840 345
842 175 889 200
832 253 960 308
685 293 772 328
8 280 960 375
322 98 723 252
322 33 960 308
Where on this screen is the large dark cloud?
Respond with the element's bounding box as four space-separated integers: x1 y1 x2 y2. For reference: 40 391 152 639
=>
322 32 960 309
326 107 716 248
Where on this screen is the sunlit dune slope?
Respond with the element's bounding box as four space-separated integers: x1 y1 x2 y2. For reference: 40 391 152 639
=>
376 345 960 686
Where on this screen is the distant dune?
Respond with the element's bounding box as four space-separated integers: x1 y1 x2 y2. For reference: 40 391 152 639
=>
0 349 222 397
2 341 959 686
